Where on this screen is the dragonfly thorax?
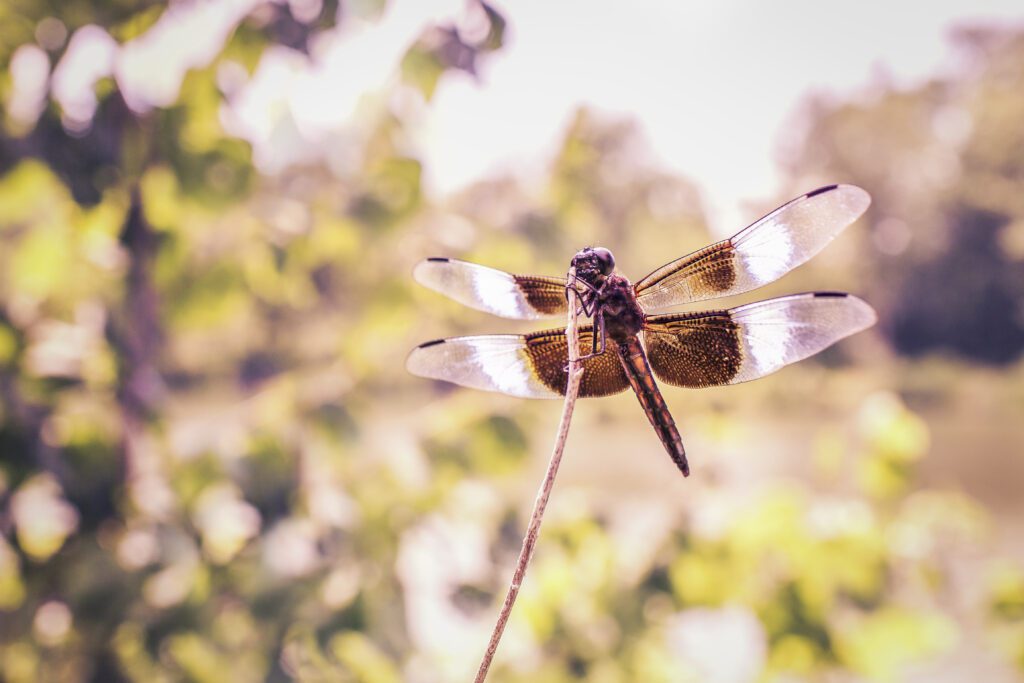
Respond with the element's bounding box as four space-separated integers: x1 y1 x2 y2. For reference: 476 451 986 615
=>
598 273 645 340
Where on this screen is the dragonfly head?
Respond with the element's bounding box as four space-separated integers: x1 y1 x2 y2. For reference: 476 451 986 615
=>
571 246 616 288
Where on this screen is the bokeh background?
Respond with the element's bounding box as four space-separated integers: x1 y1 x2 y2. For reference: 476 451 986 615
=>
1 1 1023 681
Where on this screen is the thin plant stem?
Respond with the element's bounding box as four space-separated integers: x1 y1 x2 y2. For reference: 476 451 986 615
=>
473 268 586 683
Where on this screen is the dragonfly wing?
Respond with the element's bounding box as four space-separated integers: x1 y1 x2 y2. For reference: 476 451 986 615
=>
634 185 870 310
407 325 630 398
413 258 568 320
643 292 876 388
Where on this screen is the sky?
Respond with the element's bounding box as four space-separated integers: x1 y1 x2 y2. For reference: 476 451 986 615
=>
421 0 1024 233
33 0 1022 234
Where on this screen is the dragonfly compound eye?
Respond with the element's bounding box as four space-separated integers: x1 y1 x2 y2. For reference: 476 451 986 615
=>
592 247 615 275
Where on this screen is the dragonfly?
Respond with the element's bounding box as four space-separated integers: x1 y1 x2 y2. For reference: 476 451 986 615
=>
407 184 876 476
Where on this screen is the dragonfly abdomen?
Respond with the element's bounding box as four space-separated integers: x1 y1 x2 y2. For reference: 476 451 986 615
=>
615 335 690 477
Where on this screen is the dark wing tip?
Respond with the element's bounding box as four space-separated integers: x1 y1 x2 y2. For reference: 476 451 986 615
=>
426 257 450 263
808 291 878 329
805 184 840 198
416 338 446 349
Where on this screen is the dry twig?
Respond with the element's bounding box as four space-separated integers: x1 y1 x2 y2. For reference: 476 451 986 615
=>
473 267 586 682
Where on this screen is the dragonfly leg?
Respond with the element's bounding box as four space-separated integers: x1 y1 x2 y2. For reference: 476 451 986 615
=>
565 278 592 315
570 291 597 318
566 275 600 317
579 296 595 317
576 310 607 360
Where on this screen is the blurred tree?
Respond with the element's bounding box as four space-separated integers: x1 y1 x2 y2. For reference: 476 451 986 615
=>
1 3 1022 682
782 27 1024 364
0 1 508 681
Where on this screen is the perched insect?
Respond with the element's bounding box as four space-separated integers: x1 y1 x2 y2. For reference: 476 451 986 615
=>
407 185 876 476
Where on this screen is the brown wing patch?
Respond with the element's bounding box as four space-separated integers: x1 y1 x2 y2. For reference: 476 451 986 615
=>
524 325 630 397
515 276 569 316
633 241 738 310
643 311 743 388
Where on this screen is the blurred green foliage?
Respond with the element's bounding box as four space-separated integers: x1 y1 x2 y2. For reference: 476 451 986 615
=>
0 3 1023 682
